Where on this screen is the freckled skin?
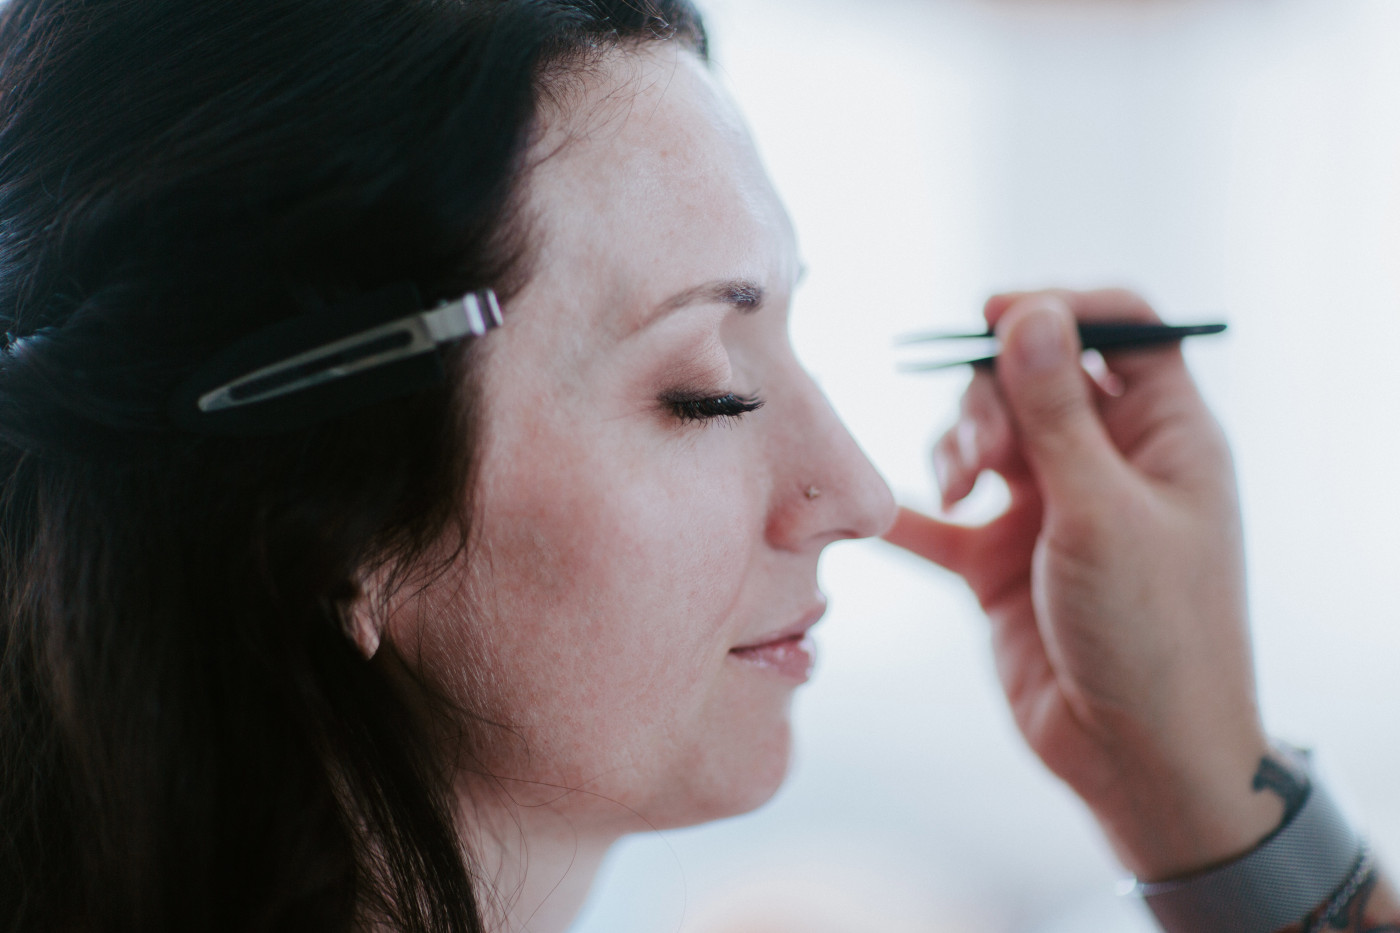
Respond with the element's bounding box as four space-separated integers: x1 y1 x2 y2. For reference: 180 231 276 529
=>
383 47 896 838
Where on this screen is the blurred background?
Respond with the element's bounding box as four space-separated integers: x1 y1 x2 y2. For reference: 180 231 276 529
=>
572 0 1400 930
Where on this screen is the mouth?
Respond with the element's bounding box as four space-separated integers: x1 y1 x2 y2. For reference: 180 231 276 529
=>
728 602 826 682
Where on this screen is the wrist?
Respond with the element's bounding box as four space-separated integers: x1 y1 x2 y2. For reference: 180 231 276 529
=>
1134 750 1368 933
1088 731 1286 881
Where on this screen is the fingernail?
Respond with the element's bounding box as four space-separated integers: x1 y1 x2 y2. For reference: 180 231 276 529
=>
1013 303 1071 373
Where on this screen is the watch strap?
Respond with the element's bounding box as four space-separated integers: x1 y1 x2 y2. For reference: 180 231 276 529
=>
1139 777 1363 933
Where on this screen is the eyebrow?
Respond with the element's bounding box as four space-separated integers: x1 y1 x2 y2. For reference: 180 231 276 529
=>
634 278 766 334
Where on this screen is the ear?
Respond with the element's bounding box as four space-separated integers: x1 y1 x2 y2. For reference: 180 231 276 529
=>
343 574 386 661
346 600 382 659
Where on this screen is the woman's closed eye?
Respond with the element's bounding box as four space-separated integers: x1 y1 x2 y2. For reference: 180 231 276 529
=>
662 390 764 425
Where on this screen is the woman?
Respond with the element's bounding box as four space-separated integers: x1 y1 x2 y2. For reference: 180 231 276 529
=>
0 3 1388 933
0 1 889 930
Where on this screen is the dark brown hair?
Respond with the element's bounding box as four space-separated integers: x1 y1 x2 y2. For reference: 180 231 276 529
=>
0 1 705 930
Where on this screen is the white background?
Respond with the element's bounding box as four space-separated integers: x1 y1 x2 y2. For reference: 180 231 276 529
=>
572 1 1400 930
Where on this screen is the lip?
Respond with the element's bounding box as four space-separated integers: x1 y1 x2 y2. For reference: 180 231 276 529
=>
726 600 827 683
730 600 828 652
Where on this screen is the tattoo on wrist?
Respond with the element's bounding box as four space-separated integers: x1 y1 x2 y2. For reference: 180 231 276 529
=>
1254 752 1311 824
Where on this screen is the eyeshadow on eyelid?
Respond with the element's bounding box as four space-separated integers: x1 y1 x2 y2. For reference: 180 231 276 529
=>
635 324 723 365
653 366 730 400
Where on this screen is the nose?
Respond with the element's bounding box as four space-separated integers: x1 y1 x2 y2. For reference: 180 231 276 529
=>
763 367 897 552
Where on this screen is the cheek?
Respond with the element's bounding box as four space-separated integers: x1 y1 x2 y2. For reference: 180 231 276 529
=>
414 427 761 782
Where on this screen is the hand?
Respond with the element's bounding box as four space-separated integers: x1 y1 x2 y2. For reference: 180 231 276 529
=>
886 289 1281 881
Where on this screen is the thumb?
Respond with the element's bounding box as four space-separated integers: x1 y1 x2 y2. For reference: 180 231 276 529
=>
995 296 1124 504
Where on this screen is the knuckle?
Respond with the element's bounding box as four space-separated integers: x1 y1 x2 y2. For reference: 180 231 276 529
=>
1024 383 1089 435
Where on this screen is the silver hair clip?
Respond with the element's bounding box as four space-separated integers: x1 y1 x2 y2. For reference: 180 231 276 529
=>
197 289 502 413
170 284 503 435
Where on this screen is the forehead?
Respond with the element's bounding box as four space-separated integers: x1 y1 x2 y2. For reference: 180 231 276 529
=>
519 45 797 336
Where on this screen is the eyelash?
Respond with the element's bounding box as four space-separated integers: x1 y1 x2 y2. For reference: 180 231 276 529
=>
663 391 765 424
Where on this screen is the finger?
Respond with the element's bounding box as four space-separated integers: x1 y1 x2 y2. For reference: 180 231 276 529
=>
934 368 1024 508
885 497 1044 602
987 290 1208 443
984 288 1161 329
993 294 1127 505
986 291 1226 494
962 367 1020 479
986 289 1205 390
931 427 973 508
882 506 977 574
1043 290 1203 393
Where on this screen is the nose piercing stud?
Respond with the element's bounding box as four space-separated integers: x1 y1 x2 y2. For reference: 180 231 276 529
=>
804 486 821 500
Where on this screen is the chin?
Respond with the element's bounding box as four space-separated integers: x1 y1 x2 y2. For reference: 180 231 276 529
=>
645 715 796 831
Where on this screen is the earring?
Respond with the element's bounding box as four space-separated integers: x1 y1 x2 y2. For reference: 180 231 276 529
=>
804 485 821 501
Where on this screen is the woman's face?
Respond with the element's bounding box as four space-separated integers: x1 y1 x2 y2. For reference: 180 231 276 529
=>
388 46 896 833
